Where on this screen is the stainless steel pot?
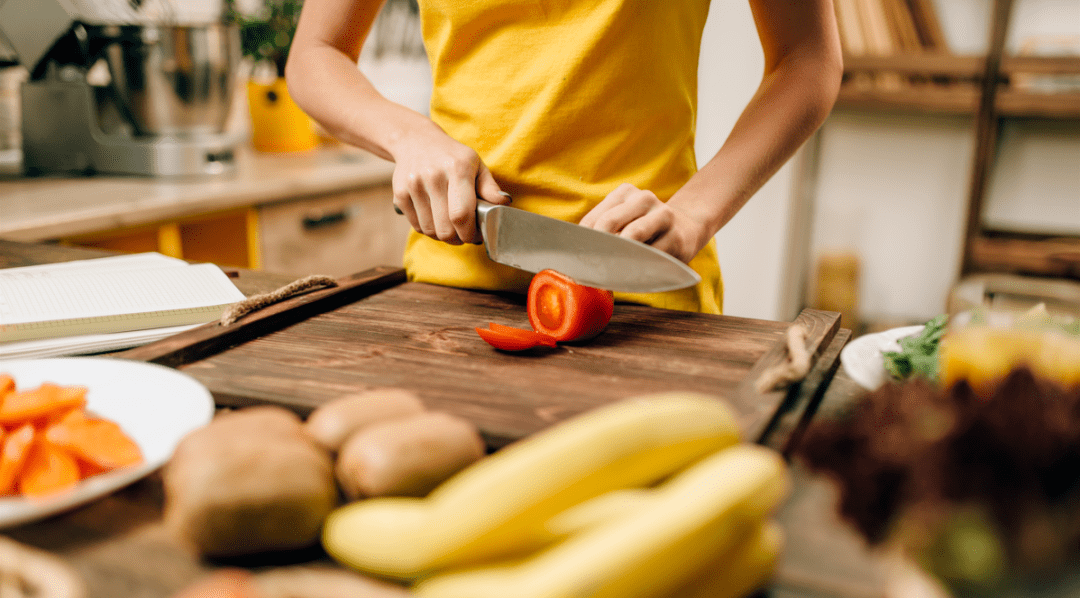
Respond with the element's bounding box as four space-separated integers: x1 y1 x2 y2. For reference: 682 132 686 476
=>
103 23 241 137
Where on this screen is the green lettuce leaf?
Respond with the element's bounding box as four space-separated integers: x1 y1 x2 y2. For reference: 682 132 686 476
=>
882 314 949 382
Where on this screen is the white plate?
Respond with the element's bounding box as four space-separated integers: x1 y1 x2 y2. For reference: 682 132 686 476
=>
0 357 214 528
840 325 927 391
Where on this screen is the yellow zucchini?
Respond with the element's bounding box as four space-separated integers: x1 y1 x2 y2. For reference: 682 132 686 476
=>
542 487 656 538
658 520 785 598
322 392 742 579
412 444 789 598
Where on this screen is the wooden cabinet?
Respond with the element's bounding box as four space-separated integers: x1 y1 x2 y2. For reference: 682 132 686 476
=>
61 208 259 270
258 184 412 277
57 183 412 278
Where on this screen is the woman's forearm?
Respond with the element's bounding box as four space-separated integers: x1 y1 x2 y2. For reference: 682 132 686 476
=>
285 45 438 162
670 0 842 244
285 0 440 162
672 47 842 238
285 0 510 245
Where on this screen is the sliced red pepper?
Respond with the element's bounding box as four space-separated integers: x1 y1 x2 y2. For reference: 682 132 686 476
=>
527 269 614 342
476 323 557 352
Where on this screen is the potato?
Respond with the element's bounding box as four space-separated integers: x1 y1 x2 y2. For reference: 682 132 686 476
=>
335 411 486 500
204 405 306 436
304 388 426 453
254 565 411 598
163 406 338 558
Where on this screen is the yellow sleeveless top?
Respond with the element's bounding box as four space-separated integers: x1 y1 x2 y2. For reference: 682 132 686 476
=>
403 0 722 314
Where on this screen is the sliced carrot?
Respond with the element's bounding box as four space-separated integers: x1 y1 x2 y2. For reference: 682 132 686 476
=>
76 459 109 479
17 440 80 498
0 378 143 498
0 374 14 397
0 383 87 426
31 403 85 431
45 412 142 472
0 423 36 495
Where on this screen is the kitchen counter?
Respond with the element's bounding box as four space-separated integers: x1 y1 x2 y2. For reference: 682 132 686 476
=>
0 144 395 242
0 240 899 598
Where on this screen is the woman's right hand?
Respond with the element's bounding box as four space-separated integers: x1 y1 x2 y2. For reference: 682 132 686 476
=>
286 0 508 247
389 124 510 245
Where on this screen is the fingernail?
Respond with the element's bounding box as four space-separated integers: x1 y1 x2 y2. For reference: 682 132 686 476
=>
499 191 512 202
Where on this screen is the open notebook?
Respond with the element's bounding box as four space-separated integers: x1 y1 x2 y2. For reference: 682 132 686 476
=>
0 253 246 360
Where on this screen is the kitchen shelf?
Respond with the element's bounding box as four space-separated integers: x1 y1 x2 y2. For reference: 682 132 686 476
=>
834 0 1080 282
837 54 1080 118
836 83 979 115
842 53 1080 79
970 232 1080 280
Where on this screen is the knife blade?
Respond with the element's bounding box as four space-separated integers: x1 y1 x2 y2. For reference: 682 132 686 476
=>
475 199 701 293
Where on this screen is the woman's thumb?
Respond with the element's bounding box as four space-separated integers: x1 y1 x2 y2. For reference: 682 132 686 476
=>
476 163 511 205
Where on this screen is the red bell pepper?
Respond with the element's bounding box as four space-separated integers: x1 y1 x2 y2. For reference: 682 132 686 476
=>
527 269 614 342
475 323 558 352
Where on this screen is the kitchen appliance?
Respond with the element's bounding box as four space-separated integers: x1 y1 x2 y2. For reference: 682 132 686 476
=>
0 0 241 177
475 199 701 293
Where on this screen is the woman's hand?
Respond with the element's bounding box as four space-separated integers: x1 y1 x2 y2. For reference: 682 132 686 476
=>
389 125 510 245
287 0 509 247
579 183 709 264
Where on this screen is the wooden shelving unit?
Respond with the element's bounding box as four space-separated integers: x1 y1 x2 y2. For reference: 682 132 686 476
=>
838 54 1080 118
833 0 1080 281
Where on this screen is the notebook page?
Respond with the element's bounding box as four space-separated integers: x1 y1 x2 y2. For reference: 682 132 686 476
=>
0 323 201 360
0 263 246 343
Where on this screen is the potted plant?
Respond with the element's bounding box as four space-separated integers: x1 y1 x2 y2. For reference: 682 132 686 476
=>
227 0 318 152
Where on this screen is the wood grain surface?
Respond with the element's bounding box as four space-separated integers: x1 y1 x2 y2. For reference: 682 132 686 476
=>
163 276 841 448
117 267 408 367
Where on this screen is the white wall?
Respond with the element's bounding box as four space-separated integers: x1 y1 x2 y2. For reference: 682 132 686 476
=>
809 112 974 322
697 0 799 320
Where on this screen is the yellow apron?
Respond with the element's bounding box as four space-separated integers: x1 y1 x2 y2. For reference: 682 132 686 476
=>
404 0 722 314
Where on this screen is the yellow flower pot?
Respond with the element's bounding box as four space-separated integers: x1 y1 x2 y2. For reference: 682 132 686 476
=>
247 77 318 153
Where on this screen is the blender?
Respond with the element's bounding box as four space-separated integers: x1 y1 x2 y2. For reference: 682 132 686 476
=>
0 0 242 176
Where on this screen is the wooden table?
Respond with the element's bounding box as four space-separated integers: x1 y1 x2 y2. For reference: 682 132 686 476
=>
0 240 894 598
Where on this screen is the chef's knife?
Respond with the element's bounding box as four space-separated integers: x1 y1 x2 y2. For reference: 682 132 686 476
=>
396 199 701 292
474 199 701 293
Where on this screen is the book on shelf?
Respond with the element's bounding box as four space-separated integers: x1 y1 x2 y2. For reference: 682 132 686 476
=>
836 0 952 92
906 0 949 53
855 0 897 57
882 0 923 54
837 0 949 56
835 0 868 56
853 0 906 89
0 253 246 360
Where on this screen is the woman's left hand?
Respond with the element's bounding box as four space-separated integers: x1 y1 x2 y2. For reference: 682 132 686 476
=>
579 183 708 264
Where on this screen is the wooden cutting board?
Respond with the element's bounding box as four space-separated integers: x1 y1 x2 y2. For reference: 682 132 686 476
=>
118 267 845 450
